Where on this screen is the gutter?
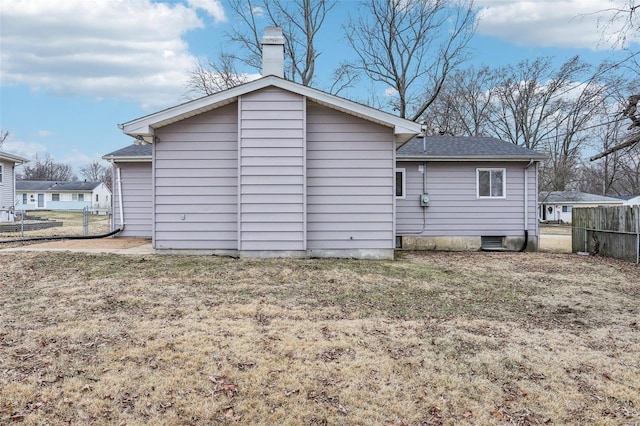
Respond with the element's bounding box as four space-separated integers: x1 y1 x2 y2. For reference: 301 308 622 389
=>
396 155 547 162
102 156 152 163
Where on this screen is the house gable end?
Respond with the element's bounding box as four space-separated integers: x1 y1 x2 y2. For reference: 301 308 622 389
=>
120 77 420 146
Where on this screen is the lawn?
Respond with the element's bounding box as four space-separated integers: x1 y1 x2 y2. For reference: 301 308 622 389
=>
0 211 111 240
0 251 638 425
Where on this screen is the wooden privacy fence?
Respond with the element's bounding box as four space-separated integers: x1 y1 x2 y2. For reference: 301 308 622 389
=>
572 206 640 264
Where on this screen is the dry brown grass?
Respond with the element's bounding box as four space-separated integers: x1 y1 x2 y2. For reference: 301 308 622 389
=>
1 251 638 425
0 211 110 240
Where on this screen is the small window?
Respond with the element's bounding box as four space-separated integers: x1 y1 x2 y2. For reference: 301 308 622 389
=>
78 194 84 201
562 206 572 213
0 164 3 184
22 193 27 204
395 168 406 199
52 194 60 201
72 194 78 201
95 194 99 202
477 168 506 198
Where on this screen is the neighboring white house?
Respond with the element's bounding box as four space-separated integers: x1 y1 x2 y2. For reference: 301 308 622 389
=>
16 181 111 212
0 150 29 222
538 191 624 223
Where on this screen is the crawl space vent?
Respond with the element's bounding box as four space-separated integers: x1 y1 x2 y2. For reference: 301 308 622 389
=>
481 236 504 249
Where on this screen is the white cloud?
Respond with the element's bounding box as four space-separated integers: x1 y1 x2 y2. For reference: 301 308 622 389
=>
188 0 227 23
36 130 53 138
61 148 95 169
475 0 640 50
252 6 265 17
3 140 48 160
0 0 223 108
383 87 399 97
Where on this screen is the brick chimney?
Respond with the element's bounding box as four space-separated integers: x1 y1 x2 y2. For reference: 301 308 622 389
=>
261 27 285 78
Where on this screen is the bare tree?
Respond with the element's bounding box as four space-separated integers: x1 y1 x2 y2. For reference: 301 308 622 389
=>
423 56 624 190
17 153 77 181
424 66 498 136
185 52 252 97
590 2 640 160
344 0 476 120
485 56 593 151
578 116 628 195
0 129 8 150
80 161 113 191
226 0 335 86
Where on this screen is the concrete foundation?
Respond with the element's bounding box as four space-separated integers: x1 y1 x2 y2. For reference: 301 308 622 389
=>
153 248 395 260
399 235 539 252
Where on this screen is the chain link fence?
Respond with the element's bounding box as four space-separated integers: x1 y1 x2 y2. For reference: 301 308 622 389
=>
0 209 112 241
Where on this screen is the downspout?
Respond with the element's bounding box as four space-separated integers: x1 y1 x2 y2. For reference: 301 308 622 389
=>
520 159 535 252
115 162 125 232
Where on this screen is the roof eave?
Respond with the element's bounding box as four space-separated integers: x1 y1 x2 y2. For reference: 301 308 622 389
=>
0 152 30 164
102 155 153 162
397 155 546 161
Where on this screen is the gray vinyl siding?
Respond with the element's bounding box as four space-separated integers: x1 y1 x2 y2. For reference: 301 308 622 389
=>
397 161 538 237
154 103 238 249
306 102 395 250
0 160 15 211
239 88 305 251
113 162 152 238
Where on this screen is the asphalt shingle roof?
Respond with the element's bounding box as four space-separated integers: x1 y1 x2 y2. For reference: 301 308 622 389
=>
16 181 103 192
397 136 546 160
538 191 624 204
103 144 152 158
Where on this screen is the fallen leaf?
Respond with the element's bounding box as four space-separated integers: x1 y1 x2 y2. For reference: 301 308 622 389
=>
221 383 238 398
220 405 235 417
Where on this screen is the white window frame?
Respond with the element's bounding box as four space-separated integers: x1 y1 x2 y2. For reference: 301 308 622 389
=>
395 168 406 199
78 193 84 201
476 168 506 199
52 193 60 201
72 193 78 201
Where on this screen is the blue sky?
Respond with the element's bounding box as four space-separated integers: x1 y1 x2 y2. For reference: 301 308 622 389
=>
0 0 637 173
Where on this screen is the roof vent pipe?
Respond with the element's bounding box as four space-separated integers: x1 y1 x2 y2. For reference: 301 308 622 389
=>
261 27 285 78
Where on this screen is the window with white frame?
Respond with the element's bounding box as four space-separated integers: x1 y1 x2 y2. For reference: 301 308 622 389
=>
78 193 84 201
52 194 60 201
562 205 572 213
72 194 78 201
477 168 506 198
22 194 27 204
0 164 3 184
395 168 406 198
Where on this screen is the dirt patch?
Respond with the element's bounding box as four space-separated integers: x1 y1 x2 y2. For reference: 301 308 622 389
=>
539 234 572 253
20 238 150 250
